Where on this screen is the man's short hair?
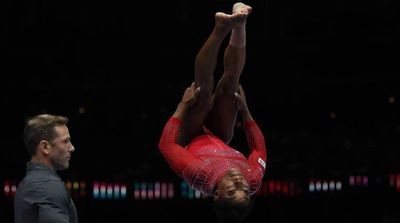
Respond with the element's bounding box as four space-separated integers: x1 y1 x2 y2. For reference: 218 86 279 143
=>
23 114 69 156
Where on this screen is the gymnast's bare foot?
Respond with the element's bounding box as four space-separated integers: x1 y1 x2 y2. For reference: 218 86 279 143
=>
215 3 251 31
232 2 252 17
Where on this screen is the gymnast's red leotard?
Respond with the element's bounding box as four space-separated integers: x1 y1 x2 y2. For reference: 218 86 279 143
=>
159 117 267 196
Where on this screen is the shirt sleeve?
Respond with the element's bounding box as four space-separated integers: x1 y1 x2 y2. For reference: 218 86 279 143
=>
36 181 71 223
158 117 200 178
244 120 267 176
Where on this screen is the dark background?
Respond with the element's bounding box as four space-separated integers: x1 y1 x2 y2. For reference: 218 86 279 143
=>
1 0 399 222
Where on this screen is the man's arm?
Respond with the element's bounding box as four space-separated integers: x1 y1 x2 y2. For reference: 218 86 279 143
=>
36 181 72 223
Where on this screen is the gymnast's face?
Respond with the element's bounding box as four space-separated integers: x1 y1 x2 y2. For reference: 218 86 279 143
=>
214 168 250 204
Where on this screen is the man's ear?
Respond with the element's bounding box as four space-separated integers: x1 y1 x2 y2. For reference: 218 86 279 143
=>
38 140 51 155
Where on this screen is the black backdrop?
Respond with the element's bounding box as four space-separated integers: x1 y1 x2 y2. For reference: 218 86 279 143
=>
1 0 399 222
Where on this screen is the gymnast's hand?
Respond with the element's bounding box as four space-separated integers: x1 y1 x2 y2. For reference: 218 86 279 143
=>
234 84 248 112
180 82 201 107
235 84 253 123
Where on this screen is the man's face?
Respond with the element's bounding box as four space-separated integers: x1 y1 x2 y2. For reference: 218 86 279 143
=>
48 125 75 171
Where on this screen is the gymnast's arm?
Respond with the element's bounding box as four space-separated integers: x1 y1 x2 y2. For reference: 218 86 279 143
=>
235 85 267 173
158 83 201 176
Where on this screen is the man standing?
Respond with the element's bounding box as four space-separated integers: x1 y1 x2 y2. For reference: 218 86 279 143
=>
14 114 78 223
